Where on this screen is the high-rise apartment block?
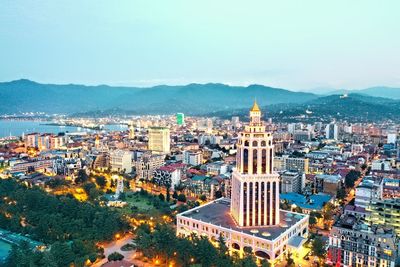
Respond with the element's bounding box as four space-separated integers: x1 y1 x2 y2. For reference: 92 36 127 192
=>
148 127 170 154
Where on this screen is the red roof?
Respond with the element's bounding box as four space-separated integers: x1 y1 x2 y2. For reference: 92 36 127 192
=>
159 165 177 172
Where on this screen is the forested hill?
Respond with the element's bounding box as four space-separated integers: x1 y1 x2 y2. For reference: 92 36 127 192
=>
0 79 317 115
209 94 400 123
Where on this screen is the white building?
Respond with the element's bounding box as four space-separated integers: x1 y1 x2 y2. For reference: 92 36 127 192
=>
153 165 182 189
387 133 397 144
283 156 309 174
110 149 132 173
148 127 170 154
280 171 304 194
355 177 383 209
198 134 222 145
25 133 39 148
183 150 203 166
371 159 392 171
177 102 309 264
325 123 339 140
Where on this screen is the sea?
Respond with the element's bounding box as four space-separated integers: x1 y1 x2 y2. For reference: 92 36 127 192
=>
0 240 11 262
0 120 128 138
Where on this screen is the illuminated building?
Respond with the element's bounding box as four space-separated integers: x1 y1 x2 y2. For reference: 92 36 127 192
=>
110 149 132 173
177 102 309 263
148 127 170 154
134 152 164 181
176 113 185 126
129 123 135 139
25 133 39 148
10 159 54 174
367 198 400 237
328 214 398 267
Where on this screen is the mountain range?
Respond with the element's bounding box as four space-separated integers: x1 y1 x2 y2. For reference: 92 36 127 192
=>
210 94 400 123
0 79 317 115
0 79 400 122
325 86 400 99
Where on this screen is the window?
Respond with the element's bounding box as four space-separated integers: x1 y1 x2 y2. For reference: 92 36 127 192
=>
253 149 258 174
243 148 248 173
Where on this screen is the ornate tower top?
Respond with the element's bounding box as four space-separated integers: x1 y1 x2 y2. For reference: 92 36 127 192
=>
249 100 262 126
250 100 260 112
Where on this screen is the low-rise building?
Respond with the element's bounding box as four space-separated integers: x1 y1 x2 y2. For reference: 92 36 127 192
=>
183 150 203 166
134 153 164 181
280 171 304 194
110 149 132 173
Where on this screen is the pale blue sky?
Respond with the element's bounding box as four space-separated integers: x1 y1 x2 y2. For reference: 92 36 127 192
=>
1 0 399 90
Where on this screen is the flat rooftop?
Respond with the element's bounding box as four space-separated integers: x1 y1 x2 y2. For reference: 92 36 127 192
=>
180 198 306 241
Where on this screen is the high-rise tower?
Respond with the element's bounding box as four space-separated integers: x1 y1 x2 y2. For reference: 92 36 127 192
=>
231 101 280 227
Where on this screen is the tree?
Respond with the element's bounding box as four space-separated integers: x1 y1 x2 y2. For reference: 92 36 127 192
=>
172 191 178 199
217 234 228 257
199 194 207 201
177 193 187 202
107 252 124 261
46 178 70 189
215 190 223 199
280 200 290 210
193 237 219 267
323 202 335 224
159 193 165 201
166 187 171 202
309 211 322 227
135 224 155 258
345 170 361 188
312 236 326 258
153 224 178 265
286 251 295 266
294 206 303 214
51 242 75 267
261 259 271 267
336 187 346 200
83 182 100 200
309 215 317 226
237 255 258 267
75 170 89 184
95 176 107 188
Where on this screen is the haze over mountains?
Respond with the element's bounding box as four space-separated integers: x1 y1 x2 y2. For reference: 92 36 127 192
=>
0 79 400 122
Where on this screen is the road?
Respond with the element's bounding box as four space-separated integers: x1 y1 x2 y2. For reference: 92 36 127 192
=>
343 170 366 205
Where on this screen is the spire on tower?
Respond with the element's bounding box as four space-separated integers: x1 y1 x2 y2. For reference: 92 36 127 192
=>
250 99 260 112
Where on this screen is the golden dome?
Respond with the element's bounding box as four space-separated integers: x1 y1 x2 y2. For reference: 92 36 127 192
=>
250 100 260 112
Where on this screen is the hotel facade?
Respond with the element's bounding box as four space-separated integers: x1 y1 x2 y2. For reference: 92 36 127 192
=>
177 102 309 263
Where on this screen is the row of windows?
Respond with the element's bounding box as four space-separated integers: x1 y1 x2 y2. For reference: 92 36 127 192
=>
242 181 277 226
179 219 221 236
239 140 272 147
241 148 272 174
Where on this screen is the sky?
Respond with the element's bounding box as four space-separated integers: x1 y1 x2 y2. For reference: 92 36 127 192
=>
1 0 400 90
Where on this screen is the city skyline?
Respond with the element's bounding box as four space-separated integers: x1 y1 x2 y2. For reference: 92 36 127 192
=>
1 1 400 90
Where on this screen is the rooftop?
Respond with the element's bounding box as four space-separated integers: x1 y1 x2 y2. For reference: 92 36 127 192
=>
280 192 332 211
180 198 306 241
